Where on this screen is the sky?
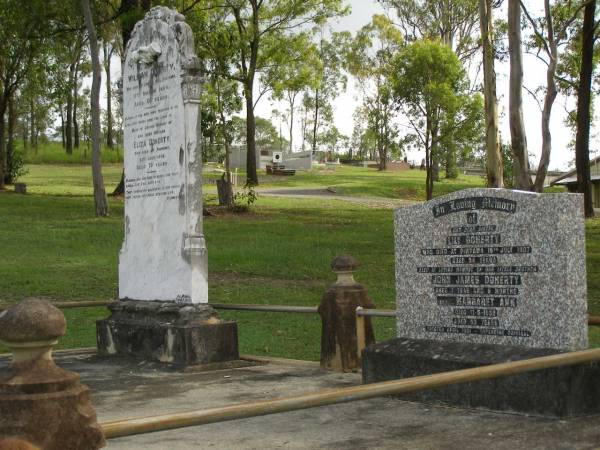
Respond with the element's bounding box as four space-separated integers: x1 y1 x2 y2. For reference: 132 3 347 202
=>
254 0 594 171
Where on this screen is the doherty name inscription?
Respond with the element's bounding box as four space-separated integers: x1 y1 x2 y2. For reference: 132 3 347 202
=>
394 189 587 350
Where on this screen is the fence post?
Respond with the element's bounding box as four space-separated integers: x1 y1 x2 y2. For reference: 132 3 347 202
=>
355 307 367 362
0 299 105 450
318 256 376 372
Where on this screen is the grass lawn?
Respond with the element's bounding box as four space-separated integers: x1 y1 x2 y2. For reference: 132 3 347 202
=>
0 192 398 359
259 165 487 200
22 141 123 165
0 163 595 359
18 163 487 201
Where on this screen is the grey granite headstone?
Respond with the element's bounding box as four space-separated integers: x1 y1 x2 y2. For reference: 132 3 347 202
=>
394 188 587 351
119 7 206 304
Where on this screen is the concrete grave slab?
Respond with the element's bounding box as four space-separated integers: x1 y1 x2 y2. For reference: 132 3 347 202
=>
4 350 599 450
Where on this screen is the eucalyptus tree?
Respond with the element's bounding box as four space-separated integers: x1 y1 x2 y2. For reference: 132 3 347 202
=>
305 30 351 156
575 0 596 217
521 0 591 192
193 0 348 186
82 0 109 216
507 0 533 190
381 0 497 179
379 0 480 62
391 40 483 200
348 14 403 170
265 33 321 154
479 0 503 187
0 0 49 189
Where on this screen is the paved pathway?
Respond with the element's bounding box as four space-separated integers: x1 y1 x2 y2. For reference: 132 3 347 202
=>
6 350 599 450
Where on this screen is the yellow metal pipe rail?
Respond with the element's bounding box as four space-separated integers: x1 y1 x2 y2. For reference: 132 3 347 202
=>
210 303 318 314
1 302 598 326
100 347 600 439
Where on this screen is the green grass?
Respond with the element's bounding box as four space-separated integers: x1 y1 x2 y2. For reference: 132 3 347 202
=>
0 164 591 359
0 191 398 359
259 165 486 200
22 141 123 164
18 164 123 196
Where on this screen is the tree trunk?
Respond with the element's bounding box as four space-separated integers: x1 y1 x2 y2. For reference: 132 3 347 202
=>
312 88 320 153
425 119 433 200
445 146 458 179
0 97 8 190
82 0 109 216
73 62 80 149
22 116 28 151
301 103 307 151
5 94 15 185
479 0 503 188
60 104 65 149
288 92 296 154
575 0 596 217
376 103 385 170
507 0 532 190
104 42 114 149
30 98 36 152
245 82 258 185
533 0 558 193
219 99 234 208
66 61 75 154
432 156 440 182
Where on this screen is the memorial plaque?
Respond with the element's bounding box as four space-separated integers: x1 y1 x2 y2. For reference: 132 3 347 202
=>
119 7 207 303
394 188 587 350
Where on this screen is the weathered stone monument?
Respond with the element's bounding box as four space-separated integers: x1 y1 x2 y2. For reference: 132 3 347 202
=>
363 189 600 417
96 7 238 365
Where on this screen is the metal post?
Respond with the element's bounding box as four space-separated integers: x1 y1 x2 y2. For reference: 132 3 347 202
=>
355 306 366 362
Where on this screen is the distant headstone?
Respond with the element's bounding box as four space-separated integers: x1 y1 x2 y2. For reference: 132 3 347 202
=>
97 7 238 366
394 188 587 351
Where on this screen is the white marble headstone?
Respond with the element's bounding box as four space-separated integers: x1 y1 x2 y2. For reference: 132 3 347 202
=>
119 7 207 304
394 189 588 351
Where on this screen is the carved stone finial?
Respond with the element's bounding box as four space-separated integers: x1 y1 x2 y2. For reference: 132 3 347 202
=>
330 255 359 286
0 298 65 363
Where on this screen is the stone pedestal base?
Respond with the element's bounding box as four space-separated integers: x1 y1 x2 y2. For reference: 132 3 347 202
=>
0 360 105 449
319 284 375 372
362 338 600 418
96 300 238 366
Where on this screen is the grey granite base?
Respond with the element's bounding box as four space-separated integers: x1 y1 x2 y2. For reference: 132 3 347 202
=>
362 338 600 418
96 300 239 366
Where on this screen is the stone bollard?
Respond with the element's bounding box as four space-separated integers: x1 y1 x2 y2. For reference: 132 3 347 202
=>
0 299 105 449
318 255 376 372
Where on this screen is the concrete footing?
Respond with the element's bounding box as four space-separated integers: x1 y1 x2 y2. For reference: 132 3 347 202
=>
96 300 239 366
362 337 600 418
